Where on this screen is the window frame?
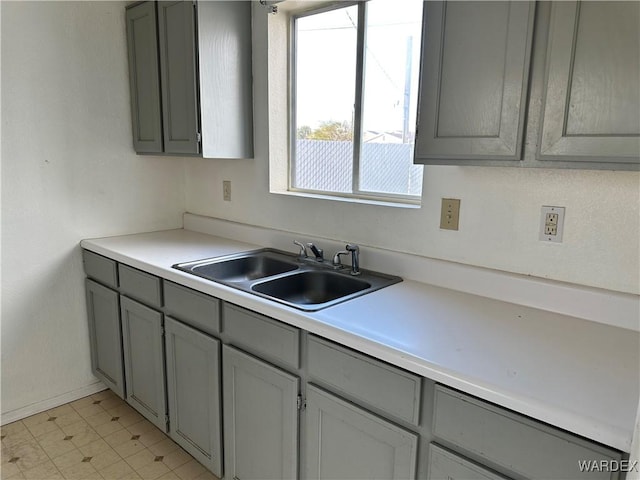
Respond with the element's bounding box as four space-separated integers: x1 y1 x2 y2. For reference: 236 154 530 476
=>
288 1 422 205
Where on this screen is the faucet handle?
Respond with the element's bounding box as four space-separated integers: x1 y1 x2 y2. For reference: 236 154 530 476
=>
293 240 308 258
306 243 324 261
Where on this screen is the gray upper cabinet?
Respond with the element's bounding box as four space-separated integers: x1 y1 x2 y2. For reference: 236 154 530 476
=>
157 1 200 155
120 296 167 432
538 1 640 166
125 1 253 158
125 1 163 154
304 384 418 480
197 1 254 159
414 1 534 164
85 279 125 399
222 344 299 480
165 316 222 477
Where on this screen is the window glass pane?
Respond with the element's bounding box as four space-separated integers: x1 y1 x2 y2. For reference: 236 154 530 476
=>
359 0 424 196
292 6 358 193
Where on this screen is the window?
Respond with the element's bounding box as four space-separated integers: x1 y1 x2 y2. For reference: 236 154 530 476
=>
290 0 424 203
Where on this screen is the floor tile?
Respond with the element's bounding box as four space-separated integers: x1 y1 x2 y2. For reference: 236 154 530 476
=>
147 438 178 457
21 459 64 480
97 459 140 480
36 429 77 459
7 393 216 480
135 459 170 480
173 460 206 480
158 448 191 471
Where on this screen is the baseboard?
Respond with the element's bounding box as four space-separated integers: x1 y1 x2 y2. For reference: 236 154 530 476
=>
1 381 107 426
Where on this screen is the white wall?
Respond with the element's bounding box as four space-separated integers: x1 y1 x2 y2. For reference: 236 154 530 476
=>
184 5 640 296
1 1 185 419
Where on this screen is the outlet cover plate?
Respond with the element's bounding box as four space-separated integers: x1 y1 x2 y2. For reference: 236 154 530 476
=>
440 198 461 230
539 206 565 243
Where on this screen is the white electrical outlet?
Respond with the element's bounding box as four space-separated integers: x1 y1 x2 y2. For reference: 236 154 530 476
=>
539 206 565 243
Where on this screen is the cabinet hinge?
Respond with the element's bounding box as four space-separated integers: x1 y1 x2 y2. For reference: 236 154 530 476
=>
196 132 202 143
296 395 305 411
165 414 170 429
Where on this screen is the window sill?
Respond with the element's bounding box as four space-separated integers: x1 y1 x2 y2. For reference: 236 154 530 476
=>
270 189 422 209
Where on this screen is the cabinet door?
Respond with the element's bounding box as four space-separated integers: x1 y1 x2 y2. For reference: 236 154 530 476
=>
427 444 511 480
223 345 299 480
121 296 167 432
304 385 418 480
125 1 163 154
414 1 534 164
165 317 222 477
538 1 640 165
157 1 200 155
85 279 125 399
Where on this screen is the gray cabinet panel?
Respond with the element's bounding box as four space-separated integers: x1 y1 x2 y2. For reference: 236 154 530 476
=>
433 385 622 480
118 264 162 309
121 296 167 432
125 1 163 153
223 345 299 480
304 384 418 480
538 1 640 164
427 444 511 480
157 1 200 155
223 303 300 369
198 1 254 159
85 279 125 399
165 317 222 477
307 335 421 426
83 250 118 289
163 281 220 336
414 1 534 162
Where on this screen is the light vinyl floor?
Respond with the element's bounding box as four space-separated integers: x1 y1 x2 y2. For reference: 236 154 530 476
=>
1 389 217 480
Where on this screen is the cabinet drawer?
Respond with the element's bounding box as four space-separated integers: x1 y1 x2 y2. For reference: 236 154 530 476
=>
307 335 421 425
164 282 220 336
118 264 162 308
427 444 510 480
433 385 622 480
223 303 300 369
83 250 118 289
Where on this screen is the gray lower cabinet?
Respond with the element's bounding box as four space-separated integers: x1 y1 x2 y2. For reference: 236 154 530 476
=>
427 444 511 480
85 279 125 399
222 344 299 480
120 295 167 432
164 316 222 477
304 384 418 480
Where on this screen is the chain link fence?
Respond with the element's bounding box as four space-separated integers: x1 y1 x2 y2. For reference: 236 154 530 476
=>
293 140 423 196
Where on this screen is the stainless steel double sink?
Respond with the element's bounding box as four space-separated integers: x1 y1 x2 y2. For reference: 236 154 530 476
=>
173 248 401 311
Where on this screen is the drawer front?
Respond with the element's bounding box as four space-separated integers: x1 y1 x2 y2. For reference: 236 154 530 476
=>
307 335 421 426
118 264 162 308
164 282 220 336
223 303 300 369
427 444 511 480
433 385 622 480
83 250 118 289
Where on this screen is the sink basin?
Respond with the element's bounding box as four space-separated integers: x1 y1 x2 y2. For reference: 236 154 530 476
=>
173 248 401 311
252 271 371 307
190 252 298 283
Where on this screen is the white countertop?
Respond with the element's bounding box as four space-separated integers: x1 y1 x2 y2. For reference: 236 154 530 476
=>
81 228 639 453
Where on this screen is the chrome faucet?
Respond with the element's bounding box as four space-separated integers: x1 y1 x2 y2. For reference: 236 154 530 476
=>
293 240 308 258
333 244 361 275
306 243 324 262
346 244 360 275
